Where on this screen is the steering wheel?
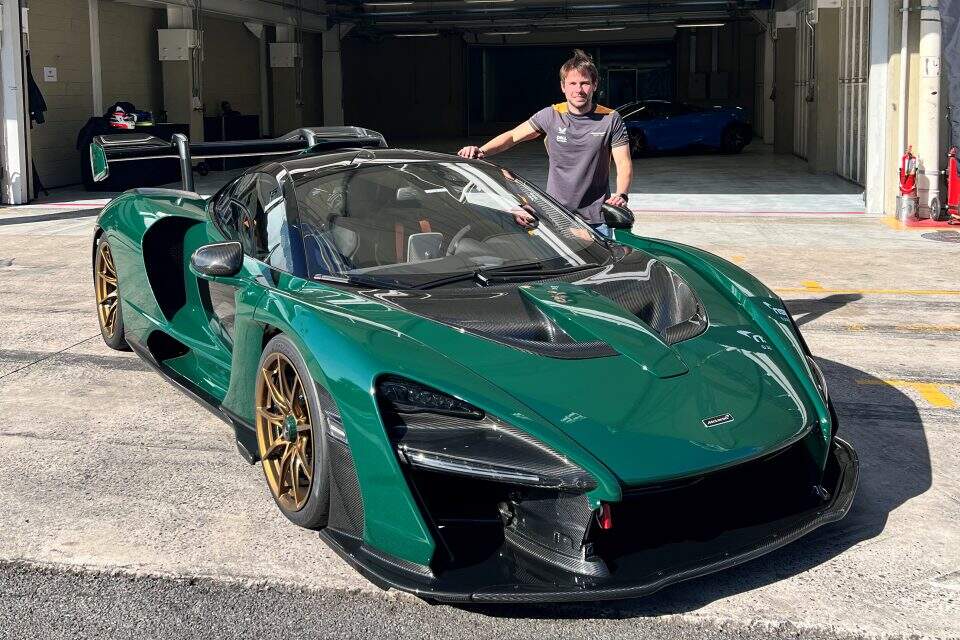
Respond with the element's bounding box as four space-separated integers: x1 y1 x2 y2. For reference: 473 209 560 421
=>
445 224 472 256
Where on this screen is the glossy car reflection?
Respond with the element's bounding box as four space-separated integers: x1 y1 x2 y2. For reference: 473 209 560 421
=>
92 146 857 603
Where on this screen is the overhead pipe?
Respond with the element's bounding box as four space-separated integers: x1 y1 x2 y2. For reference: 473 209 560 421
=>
916 0 942 218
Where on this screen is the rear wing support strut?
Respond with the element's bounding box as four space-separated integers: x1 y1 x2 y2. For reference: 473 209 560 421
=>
172 133 194 192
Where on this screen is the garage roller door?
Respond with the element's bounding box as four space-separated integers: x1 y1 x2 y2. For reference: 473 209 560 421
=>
793 0 813 160
837 0 870 185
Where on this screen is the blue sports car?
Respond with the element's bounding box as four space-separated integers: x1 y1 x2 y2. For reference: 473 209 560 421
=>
618 100 753 155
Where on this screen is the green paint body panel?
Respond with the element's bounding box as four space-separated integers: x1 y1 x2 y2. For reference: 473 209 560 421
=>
94 191 833 568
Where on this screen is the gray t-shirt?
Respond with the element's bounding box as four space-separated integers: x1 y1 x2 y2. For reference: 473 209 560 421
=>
529 103 629 224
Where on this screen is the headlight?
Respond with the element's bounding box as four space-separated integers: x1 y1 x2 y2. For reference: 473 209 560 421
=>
377 377 596 492
806 356 829 404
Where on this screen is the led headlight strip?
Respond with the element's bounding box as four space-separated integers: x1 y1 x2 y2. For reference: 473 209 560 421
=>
377 377 596 491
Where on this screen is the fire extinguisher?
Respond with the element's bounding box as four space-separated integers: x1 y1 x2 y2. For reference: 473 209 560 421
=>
943 147 959 223
898 146 919 220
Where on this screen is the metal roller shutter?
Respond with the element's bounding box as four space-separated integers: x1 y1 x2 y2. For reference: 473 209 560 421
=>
837 0 871 185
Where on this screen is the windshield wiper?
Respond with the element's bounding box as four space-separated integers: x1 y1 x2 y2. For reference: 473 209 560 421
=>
313 273 401 289
478 262 602 283
413 261 601 290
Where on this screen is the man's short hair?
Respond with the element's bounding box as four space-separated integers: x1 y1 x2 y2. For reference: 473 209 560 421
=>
560 49 598 84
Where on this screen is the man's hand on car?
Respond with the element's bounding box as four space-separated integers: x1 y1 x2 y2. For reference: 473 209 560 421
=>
605 193 628 208
457 146 485 159
509 205 539 229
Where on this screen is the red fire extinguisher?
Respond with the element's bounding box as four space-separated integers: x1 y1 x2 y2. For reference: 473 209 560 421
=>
945 147 960 223
900 147 918 196
898 146 919 219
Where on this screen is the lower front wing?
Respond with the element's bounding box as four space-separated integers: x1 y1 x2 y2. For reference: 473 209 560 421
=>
320 437 859 604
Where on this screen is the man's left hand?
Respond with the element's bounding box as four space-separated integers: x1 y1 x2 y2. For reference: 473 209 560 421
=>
605 194 628 208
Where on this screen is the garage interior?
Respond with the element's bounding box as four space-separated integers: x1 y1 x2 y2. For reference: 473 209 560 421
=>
4 0 885 219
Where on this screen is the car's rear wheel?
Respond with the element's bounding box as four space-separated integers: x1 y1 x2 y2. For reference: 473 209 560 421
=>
720 125 748 154
255 335 329 529
94 238 130 351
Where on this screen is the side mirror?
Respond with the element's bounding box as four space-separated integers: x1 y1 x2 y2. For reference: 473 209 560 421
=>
191 241 243 279
601 203 635 230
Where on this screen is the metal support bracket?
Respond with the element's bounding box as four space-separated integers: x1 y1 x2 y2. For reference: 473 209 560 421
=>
172 133 194 192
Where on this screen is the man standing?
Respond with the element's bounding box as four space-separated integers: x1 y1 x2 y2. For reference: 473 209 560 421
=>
458 49 633 236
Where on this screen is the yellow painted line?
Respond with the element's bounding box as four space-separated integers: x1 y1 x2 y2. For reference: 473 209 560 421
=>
800 280 825 291
730 255 746 264
845 323 960 333
856 378 957 408
880 216 907 230
895 324 960 333
776 286 960 296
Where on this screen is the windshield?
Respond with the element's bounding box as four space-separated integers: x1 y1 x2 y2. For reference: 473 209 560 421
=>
293 161 612 288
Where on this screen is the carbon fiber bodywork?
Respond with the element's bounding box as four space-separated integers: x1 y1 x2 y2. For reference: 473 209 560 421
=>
371 250 706 359
321 438 858 603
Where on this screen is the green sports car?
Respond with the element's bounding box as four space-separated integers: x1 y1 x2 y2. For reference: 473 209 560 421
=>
91 127 858 602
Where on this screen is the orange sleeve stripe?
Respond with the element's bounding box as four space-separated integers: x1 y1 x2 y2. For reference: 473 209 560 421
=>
594 104 614 115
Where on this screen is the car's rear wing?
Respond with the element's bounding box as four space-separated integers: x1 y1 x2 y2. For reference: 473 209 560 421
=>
89 126 387 191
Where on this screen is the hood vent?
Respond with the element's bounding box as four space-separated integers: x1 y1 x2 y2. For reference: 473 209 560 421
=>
369 250 707 359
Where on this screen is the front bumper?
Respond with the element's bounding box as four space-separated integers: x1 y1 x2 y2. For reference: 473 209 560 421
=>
320 437 858 603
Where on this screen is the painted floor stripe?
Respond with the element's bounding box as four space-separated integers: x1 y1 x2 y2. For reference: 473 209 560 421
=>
776 286 960 296
633 209 865 216
856 378 957 409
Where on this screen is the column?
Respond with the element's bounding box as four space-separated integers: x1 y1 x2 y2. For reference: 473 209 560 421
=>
321 24 353 127
160 6 203 140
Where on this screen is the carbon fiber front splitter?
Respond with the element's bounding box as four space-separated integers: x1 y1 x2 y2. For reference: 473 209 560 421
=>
319 438 859 604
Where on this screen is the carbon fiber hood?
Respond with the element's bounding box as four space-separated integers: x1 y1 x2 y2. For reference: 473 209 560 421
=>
368 249 707 361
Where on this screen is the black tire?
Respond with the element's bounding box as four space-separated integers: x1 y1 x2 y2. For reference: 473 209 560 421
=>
630 131 648 157
93 237 131 351
255 334 330 530
720 125 748 154
929 197 948 221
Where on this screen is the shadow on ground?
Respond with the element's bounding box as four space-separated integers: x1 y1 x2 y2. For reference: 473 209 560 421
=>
460 358 930 619
785 295 864 327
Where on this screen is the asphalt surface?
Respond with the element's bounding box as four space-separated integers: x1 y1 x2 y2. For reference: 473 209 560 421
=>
0 560 914 640
1 159 958 639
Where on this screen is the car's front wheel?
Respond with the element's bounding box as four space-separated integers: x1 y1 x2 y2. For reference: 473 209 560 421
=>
720 124 749 154
630 131 648 156
255 334 330 529
93 237 130 351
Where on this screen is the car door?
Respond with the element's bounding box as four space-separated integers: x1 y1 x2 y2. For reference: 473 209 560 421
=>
205 172 259 351
199 171 307 418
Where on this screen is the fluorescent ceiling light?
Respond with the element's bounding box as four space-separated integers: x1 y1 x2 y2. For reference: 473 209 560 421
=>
483 30 531 35
675 22 726 28
577 26 626 31
394 32 441 37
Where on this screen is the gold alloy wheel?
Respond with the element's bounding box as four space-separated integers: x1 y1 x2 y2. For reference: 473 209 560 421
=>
255 353 314 511
95 242 120 338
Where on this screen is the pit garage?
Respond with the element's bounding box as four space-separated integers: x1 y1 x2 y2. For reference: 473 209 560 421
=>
2 0 882 217
1 1 959 638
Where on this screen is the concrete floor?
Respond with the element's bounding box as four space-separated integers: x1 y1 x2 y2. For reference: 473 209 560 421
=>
1 149 957 639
